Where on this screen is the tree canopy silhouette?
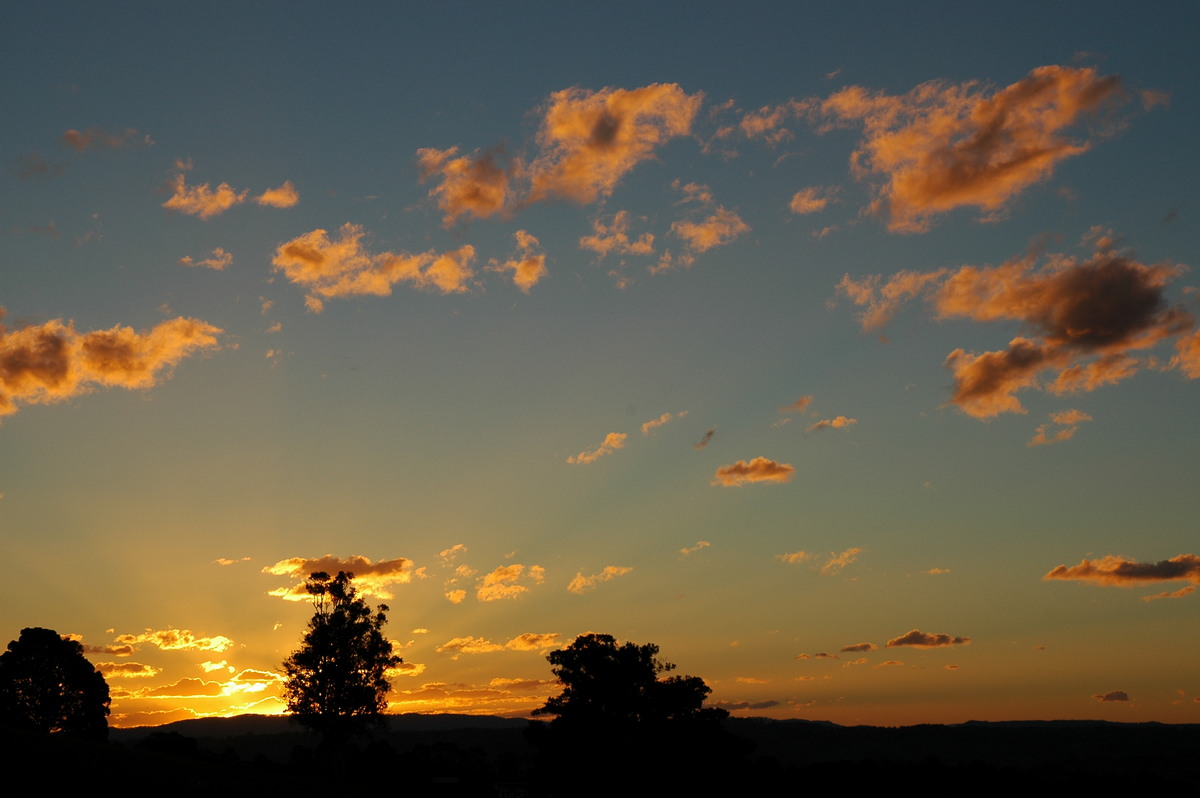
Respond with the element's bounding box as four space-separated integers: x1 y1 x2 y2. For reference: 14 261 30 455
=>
282 571 402 746
0 627 110 740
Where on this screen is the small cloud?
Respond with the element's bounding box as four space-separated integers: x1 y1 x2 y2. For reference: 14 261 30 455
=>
445 589 466 604
504 633 561 652
263 554 413 600
163 173 247 219
62 126 150 152
1044 553 1200 591
213 557 250 566
680 540 711 557
1092 690 1130 703
255 181 299 208
806 415 857 433
886 629 970 648
821 547 862 576
96 662 159 679
693 427 716 450
179 247 233 270
669 207 750 255
713 457 795 486
435 636 504 658
487 229 547 293
567 565 633 594
790 186 838 215
113 628 234 653
476 563 544 601
925 567 951 575
641 410 687 436
840 642 877 653
779 395 813 413
776 551 810 565
579 210 655 258
567 431 628 464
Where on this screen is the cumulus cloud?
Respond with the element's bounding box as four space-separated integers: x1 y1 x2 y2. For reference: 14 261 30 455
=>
528 83 702 204
840 642 877 653
255 181 299 208
886 629 971 648
817 65 1125 232
487 229 547 293
114 628 234 653
693 427 716 450
669 207 749 255
641 410 687 435
179 247 233 270
837 236 1196 418
96 662 159 679
445 589 467 604
579 210 656 258
680 540 711 557
476 564 545 601
0 310 222 419
417 146 513 226
436 636 505 657
1043 554 1200 592
272 223 477 308
263 554 413 600
163 173 248 219
806 415 857 433
712 457 795 486
567 431 628 464
62 126 150 151
504 633 561 652
1092 690 1130 703
790 186 838 215
567 565 633 594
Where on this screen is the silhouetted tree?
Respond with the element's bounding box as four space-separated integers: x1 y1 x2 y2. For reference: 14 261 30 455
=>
529 633 739 794
0 627 110 740
282 571 402 747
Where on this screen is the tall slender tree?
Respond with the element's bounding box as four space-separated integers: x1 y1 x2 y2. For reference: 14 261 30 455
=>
282 571 401 746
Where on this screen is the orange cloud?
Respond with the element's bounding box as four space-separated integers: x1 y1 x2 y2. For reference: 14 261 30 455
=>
680 540 711 557
179 247 233 270
62 126 149 151
272 224 476 308
790 186 837 215
1043 553 1200 589
435 636 506 657
96 662 159 679
114 628 234 653
712 457 795 486
476 564 545 601
641 410 687 435
504 633 561 652
263 554 413 600
839 237 1196 418
487 229 547 293
528 83 702 204
670 207 749 255
806 415 856 433
840 642 877 653
0 311 221 418
776 551 810 564
567 431 628 464
163 173 248 219
435 632 560 659
1028 409 1091 447
818 66 1125 232
255 181 299 208
780 395 813 413
886 629 970 648
566 565 633 594
821 547 862 576
579 210 656 257
417 146 512 226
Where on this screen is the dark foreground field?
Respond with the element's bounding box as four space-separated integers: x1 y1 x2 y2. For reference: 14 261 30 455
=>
6 715 1198 795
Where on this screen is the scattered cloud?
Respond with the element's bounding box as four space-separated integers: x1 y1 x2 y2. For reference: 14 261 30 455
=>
504 633 561 652
272 223 477 308
1028 408 1093 446
821 547 862 576
567 431 628 464
790 186 838 215
436 636 506 657
680 540 711 557
214 557 250 566
263 554 413 600
806 415 857 433
1092 690 1130 703
179 247 233 270
528 83 702 204
255 181 299 208
779 395 813 413
163 173 248 219
113 628 234 653
476 563 545 601
1044 553 1200 592
579 210 656 258
641 410 687 435
669 207 750 255
886 629 971 648
96 662 159 679
440 544 468 563
445 589 467 604
693 427 716 450
816 65 1126 232
776 551 810 565
567 565 633 594
712 457 795 486
840 642 877 653
0 310 222 419
487 229 548 293
926 567 951 575
16 151 64 179
62 126 150 151
417 146 512 226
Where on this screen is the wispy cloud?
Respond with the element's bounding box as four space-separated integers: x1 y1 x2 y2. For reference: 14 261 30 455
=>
579 210 656 258
476 563 545 601
567 431 628 464
179 247 233 270
62 126 151 151
680 540 711 557
641 410 687 435
693 427 716 450
567 565 633 594
806 415 857 433
487 229 547 293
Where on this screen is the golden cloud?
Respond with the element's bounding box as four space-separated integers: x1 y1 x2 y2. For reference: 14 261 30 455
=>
0 311 221 419
790 187 837 215
818 65 1125 232
641 410 687 436
487 229 547 293
263 554 413 600
821 547 863 576
163 173 248 219
96 662 159 679
272 223 476 306
712 457 795 486
776 551 810 564
179 247 233 270
528 83 702 204
780 395 813 413
417 146 513 226
579 210 655 257
680 540 711 557
669 207 749 255
1044 554 1200 589
567 431 628 464
806 415 856 433
886 629 971 648
504 633 562 652
114 628 234 653
566 565 633 594
476 564 545 601
255 180 299 208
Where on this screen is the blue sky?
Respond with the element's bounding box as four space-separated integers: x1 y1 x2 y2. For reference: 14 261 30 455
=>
2 2 1199 726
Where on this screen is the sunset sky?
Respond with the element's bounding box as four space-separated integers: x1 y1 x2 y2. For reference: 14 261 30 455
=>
3 2 1199 728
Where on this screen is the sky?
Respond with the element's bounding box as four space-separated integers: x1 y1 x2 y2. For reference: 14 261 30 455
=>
2 1 1199 728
